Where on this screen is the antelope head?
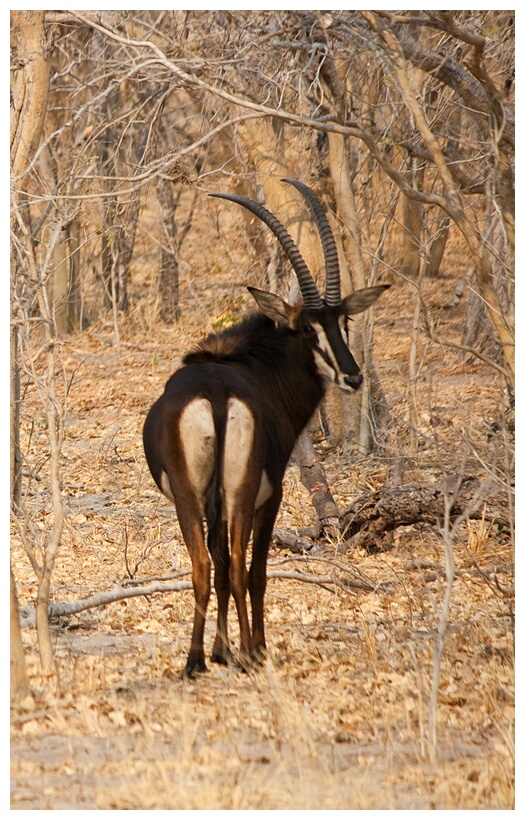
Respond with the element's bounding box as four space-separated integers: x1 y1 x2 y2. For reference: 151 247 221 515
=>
211 178 389 392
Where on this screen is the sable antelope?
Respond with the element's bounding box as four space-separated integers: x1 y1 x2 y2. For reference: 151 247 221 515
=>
143 179 388 677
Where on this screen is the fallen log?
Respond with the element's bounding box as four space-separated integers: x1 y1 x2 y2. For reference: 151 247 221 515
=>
273 529 315 553
293 429 340 532
341 476 511 552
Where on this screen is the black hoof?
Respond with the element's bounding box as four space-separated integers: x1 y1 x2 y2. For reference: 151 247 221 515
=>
251 644 266 664
234 652 256 673
181 657 208 679
210 649 230 666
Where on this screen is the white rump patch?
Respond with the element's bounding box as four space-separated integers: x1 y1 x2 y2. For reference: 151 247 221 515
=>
159 470 175 503
255 470 273 509
179 398 216 507
223 398 255 523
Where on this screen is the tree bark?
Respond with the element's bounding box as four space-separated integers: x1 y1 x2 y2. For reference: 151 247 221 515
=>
10 569 34 707
10 9 49 505
325 131 363 449
50 225 70 335
426 216 450 278
401 175 423 280
10 325 21 510
293 430 340 532
157 175 180 323
10 12 49 178
10 11 50 690
319 42 389 455
67 218 82 331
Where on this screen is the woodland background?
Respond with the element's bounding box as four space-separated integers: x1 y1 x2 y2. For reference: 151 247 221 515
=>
10 10 514 810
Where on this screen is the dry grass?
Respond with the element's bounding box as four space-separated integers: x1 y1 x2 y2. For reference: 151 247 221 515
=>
10 213 514 809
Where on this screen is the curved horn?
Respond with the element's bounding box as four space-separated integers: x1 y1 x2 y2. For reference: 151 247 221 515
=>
282 178 341 306
210 192 324 310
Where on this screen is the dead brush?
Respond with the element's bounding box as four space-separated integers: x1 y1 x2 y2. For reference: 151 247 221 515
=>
466 509 494 556
359 615 378 662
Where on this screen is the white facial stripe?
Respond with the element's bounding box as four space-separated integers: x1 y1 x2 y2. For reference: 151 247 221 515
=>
179 398 216 511
222 398 256 524
313 348 337 381
311 323 339 383
310 319 358 391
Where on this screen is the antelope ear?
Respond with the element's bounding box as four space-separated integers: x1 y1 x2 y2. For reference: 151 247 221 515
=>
343 285 390 316
248 287 300 328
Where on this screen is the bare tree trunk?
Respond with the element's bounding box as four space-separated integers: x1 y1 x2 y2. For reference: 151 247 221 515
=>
319 44 389 455
326 133 366 295
10 569 34 707
10 11 49 174
98 109 133 313
157 176 180 323
10 324 22 510
495 148 515 262
293 430 340 532
33 327 64 679
99 125 121 311
50 224 70 335
325 132 363 449
408 261 423 452
426 215 450 278
401 162 424 279
11 10 51 692
462 276 501 362
114 199 140 312
463 210 513 367
10 9 49 507
99 84 163 317
67 218 82 331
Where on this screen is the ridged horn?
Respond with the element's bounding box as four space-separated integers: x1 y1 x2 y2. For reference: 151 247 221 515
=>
282 178 341 307
210 192 324 310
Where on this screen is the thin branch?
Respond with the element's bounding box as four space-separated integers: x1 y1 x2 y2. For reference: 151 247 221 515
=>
19 554 385 626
